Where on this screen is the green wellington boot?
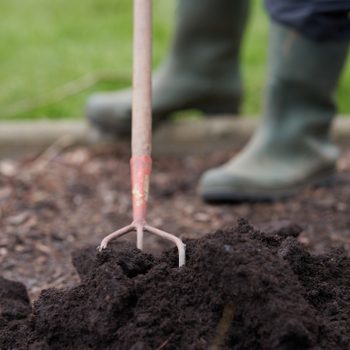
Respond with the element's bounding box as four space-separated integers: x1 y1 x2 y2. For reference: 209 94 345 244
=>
200 22 349 202
87 0 249 137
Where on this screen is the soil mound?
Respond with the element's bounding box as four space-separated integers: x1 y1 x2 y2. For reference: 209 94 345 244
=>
0 277 31 328
1 219 350 349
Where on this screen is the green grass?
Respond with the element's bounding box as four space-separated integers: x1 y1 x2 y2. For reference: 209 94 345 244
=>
0 0 349 120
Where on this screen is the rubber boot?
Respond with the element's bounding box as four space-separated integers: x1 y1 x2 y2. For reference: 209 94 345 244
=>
200 22 349 202
87 0 249 137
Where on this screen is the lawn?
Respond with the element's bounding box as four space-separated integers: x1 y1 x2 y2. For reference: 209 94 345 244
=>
0 0 349 120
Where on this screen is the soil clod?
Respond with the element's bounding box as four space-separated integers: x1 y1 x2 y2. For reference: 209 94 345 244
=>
0 277 31 328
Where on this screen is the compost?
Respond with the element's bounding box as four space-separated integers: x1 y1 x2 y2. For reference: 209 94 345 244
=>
1 219 350 349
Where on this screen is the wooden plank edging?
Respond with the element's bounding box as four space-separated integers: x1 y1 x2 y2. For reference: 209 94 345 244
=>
0 116 349 159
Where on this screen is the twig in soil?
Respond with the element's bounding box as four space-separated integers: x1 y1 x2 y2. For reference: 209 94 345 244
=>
155 335 173 350
29 135 75 174
208 303 235 350
330 235 350 245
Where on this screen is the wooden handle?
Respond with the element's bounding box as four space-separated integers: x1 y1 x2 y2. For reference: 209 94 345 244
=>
132 0 152 157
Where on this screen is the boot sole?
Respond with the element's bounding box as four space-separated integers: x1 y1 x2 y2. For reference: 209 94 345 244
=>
194 97 240 116
89 96 241 139
201 172 336 204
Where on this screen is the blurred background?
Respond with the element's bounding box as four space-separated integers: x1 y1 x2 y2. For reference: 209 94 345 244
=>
0 0 349 120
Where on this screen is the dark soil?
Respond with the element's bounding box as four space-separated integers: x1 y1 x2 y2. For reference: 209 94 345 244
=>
1 219 350 349
1 144 350 348
0 276 31 329
1 145 350 300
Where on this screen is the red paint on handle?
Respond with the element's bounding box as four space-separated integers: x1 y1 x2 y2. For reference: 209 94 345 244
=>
131 156 152 223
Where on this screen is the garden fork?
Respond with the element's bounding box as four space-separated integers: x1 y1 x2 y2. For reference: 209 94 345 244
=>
99 0 185 267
